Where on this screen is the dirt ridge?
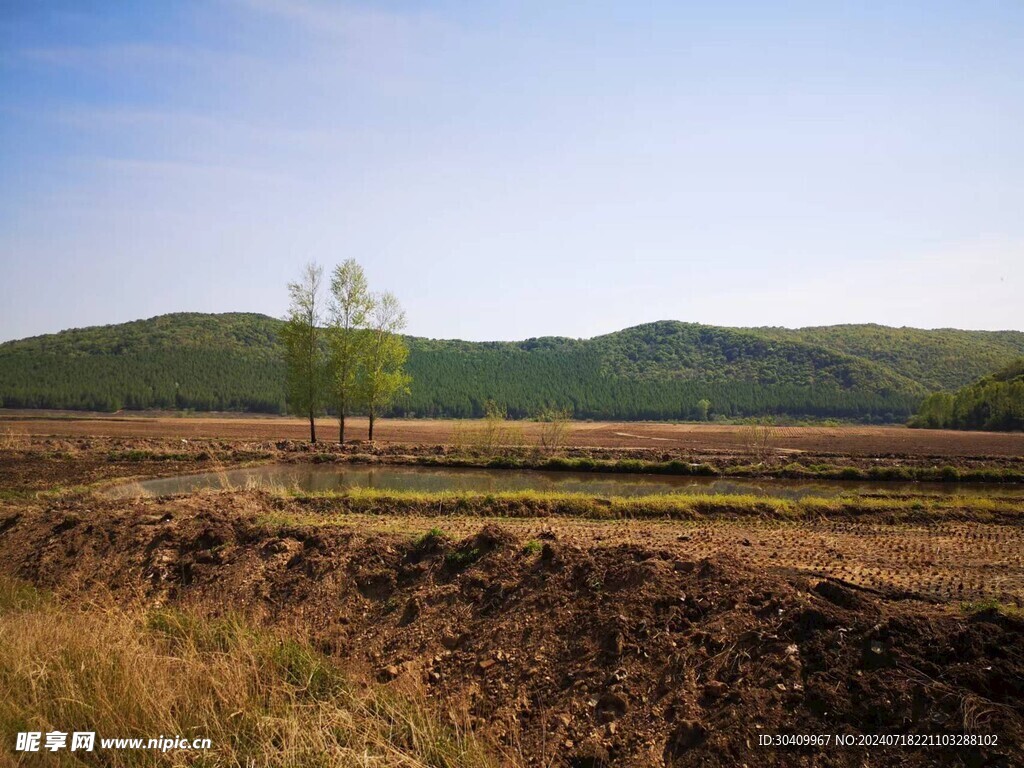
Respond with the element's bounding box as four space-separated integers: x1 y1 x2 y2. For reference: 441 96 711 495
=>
1 493 1021 766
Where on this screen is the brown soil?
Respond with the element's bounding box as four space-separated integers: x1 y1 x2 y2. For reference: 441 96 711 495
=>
4 410 1024 458
1 491 1022 767
280 511 1024 607
0 438 274 493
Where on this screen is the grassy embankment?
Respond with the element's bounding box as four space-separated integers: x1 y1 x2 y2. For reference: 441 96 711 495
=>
401 454 1024 483
0 577 506 768
254 486 1024 526
97 446 1024 483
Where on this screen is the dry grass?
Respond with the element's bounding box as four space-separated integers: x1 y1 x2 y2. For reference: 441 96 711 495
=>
0 427 26 452
448 405 573 456
535 408 572 455
448 409 525 456
0 577 509 768
742 421 779 463
260 485 1024 526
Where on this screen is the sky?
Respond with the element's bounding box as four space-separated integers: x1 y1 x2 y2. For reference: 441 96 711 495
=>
1 1 1022 343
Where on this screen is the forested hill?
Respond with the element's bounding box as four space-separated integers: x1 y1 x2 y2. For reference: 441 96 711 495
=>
910 358 1024 431
2 313 1024 422
756 324 1024 391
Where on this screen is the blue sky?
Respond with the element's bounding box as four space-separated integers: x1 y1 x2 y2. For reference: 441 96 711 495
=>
1 1 1022 342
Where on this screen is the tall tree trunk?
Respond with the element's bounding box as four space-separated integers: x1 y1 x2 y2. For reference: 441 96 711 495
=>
368 410 375 442
339 411 345 443
309 411 317 443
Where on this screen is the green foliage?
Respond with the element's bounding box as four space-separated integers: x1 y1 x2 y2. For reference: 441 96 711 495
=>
445 547 481 569
910 392 956 429
4 315 1024 423
960 598 1024 619
360 292 412 439
757 324 1024 391
0 313 286 412
909 358 1024 431
280 318 327 416
327 260 374 441
414 527 448 547
282 264 330 442
399 329 926 421
595 322 923 391
696 398 711 421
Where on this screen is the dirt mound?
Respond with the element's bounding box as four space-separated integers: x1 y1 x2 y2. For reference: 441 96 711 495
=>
1 493 1021 766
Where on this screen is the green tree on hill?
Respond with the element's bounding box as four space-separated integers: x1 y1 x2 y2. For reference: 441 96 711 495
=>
360 292 411 441
5 315 1024 422
909 358 1024 431
909 392 955 429
327 260 374 442
697 398 712 421
281 264 328 442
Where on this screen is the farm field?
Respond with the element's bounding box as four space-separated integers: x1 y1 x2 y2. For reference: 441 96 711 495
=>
223 506 1024 607
1 427 1023 765
4 409 1024 457
6 3 1024 765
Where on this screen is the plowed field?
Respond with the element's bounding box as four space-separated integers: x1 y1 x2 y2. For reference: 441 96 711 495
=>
4 410 1023 457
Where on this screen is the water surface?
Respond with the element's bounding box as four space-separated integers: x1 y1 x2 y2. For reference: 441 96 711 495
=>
108 463 1024 501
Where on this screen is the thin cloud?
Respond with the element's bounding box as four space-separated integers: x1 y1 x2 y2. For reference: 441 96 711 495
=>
18 42 256 72
233 0 450 41
86 155 296 186
51 106 335 148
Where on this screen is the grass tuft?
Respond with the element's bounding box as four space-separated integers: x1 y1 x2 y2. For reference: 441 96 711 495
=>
522 540 543 555
961 598 1024 620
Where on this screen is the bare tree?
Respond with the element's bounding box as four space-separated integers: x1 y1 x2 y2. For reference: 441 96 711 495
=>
477 400 522 453
360 292 411 441
281 263 327 443
742 419 778 464
327 260 373 442
536 406 573 454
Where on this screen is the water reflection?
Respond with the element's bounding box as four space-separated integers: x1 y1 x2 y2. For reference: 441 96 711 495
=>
107 463 1024 501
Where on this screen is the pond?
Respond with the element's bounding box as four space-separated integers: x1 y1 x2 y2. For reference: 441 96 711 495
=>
106 463 1024 501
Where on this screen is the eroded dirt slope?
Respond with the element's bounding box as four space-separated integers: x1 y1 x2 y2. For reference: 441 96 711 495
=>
0 492 1021 767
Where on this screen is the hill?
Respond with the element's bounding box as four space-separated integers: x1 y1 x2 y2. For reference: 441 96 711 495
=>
909 358 1024 431
2 313 1023 422
758 324 1024 391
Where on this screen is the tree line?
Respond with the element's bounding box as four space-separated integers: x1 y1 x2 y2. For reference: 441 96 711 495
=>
0 324 921 423
281 261 411 443
395 343 919 422
9 313 1013 424
909 358 1024 432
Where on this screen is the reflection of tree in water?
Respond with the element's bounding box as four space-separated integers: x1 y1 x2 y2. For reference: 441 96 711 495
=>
119 464 1023 502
